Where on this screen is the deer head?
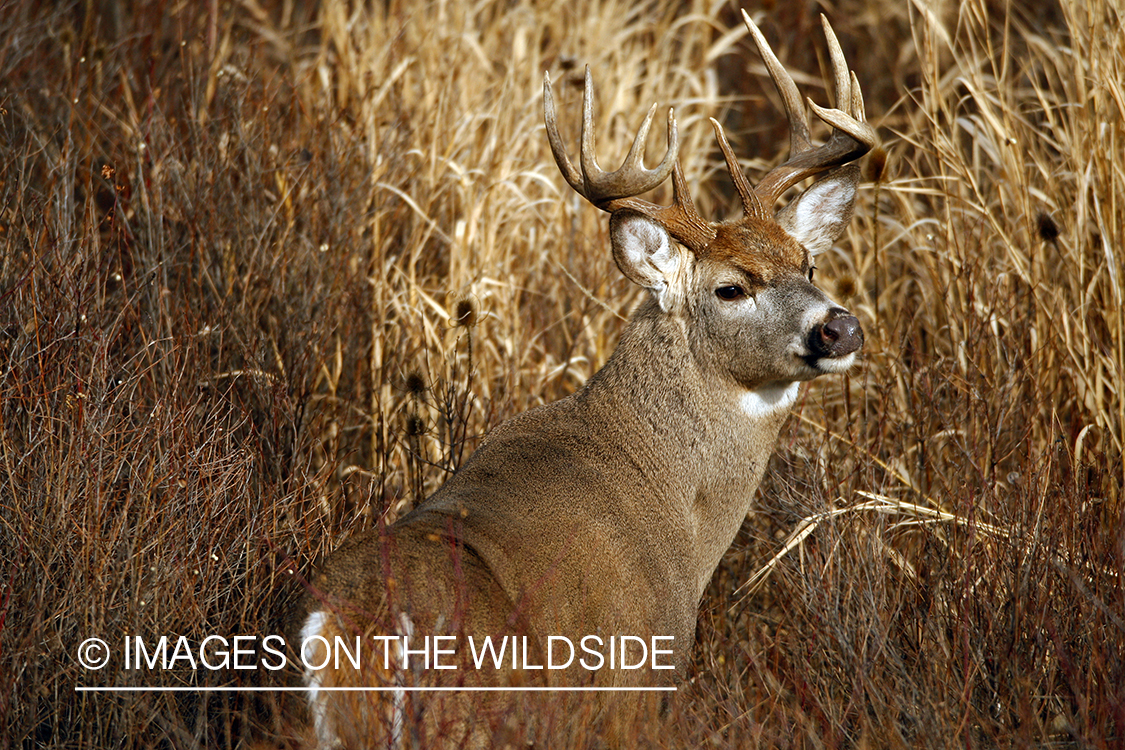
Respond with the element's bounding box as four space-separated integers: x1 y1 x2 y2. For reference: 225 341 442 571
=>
544 12 875 408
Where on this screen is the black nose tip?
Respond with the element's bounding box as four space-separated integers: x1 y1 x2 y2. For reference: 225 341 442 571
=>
812 311 864 357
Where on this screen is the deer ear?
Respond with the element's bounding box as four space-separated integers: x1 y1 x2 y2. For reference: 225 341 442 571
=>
610 213 685 310
776 164 859 256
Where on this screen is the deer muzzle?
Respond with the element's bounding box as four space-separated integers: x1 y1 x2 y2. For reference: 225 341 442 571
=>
810 309 864 359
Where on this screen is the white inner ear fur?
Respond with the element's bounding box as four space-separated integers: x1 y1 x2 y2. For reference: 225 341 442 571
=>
610 213 685 311
776 168 858 256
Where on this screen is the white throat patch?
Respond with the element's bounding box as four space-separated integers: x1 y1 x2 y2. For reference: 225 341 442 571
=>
740 382 800 419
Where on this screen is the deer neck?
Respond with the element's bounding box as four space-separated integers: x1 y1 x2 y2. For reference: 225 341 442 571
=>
577 297 794 589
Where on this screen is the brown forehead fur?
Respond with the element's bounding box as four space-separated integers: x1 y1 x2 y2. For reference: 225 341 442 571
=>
700 219 806 280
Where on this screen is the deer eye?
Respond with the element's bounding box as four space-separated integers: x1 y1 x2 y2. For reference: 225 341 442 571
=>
808 265 816 282
715 285 745 301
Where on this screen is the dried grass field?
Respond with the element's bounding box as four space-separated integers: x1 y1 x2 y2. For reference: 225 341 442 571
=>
2 0 1123 747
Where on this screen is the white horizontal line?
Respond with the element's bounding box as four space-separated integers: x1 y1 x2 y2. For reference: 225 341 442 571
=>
76 686 677 693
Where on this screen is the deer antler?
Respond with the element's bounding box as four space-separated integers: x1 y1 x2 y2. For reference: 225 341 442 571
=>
544 66 677 204
543 15 875 247
743 12 877 210
543 67 717 252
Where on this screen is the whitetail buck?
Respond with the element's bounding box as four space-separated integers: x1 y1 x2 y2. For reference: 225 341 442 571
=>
297 11 875 748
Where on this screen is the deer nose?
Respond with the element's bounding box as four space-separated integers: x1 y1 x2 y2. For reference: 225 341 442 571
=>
811 310 864 358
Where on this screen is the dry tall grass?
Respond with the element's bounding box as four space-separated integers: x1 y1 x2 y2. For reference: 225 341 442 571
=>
1 0 1120 747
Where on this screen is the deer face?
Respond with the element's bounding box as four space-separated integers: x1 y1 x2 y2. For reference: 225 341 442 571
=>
610 190 864 401
691 220 863 392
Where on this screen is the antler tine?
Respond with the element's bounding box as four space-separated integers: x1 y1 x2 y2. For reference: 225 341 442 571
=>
821 14 851 112
849 71 867 122
578 66 605 193
709 118 766 219
742 12 878 211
